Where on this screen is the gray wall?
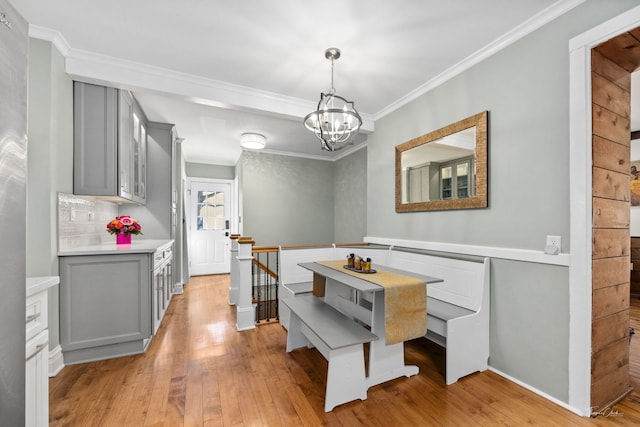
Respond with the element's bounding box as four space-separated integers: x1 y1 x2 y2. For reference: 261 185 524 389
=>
26 39 74 352
186 161 235 180
366 0 640 403
241 151 336 246
334 147 367 243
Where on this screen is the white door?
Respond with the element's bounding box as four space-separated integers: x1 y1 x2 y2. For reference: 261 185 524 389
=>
189 180 232 275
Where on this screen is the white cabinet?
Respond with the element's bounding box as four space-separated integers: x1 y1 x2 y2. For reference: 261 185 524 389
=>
25 330 48 427
73 81 147 204
26 276 59 427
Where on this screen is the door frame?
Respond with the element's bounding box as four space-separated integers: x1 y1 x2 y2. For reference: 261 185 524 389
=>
186 177 238 274
569 4 640 416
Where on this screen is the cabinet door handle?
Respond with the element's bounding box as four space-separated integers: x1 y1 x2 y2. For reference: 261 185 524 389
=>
26 313 41 323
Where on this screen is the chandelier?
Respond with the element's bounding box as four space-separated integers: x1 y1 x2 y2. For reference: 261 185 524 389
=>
304 48 362 151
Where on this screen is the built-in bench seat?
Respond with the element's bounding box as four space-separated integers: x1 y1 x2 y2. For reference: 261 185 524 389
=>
388 249 490 384
282 294 378 412
284 282 313 296
278 244 490 386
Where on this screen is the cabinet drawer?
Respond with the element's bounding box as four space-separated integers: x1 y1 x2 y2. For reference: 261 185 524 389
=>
26 291 48 342
26 329 49 361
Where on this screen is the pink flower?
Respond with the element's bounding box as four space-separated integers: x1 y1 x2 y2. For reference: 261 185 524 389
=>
106 216 143 236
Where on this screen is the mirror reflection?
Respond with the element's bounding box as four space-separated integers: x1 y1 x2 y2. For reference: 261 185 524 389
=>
395 111 488 212
400 127 476 203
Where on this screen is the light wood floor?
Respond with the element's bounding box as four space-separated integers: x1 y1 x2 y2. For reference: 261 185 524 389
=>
50 275 640 426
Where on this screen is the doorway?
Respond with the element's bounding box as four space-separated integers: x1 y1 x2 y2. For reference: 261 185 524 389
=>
569 6 640 415
188 179 234 275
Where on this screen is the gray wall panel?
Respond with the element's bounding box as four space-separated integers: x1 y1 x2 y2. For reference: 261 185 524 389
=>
26 39 74 352
241 151 334 246
334 147 367 243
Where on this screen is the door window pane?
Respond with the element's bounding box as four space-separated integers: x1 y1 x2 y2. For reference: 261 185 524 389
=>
197 191 225 230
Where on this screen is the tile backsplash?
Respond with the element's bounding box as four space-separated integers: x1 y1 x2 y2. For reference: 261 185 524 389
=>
58 193 118 250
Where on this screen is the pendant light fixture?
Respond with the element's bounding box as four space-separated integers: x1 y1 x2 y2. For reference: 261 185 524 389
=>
304 48 362 151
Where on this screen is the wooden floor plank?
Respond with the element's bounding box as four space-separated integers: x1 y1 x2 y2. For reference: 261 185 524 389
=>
49 274 640 426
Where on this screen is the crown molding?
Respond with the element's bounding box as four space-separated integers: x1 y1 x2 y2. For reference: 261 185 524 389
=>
28 25 70 56
246 141 367 162
26 27 375 133
25 1 584 135
374 0 587 120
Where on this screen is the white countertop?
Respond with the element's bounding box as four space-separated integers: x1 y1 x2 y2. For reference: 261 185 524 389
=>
58 239 173 256
26 276 60 297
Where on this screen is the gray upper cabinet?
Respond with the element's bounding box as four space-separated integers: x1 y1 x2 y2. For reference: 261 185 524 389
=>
126 122 176 239
73 81 147 204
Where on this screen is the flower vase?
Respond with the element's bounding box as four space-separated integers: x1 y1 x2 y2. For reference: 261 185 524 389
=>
116 233 132 245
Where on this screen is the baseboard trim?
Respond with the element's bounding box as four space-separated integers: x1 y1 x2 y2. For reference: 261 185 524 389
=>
173 281 184 295
49 345 65 377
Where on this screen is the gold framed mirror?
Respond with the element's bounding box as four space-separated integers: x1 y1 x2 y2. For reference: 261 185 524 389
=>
395 111 488 212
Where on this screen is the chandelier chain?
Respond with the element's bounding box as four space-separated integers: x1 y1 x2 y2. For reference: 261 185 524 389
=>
329 56 335 94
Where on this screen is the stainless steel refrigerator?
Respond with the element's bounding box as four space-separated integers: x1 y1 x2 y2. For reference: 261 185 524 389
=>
0 1 28 425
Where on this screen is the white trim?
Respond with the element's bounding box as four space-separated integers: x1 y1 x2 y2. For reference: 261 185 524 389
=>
28 25 70 57
253 141 367 162
374 0 587 119
568 4 640 417
48 345 64 377
364 236 570 266
27 26 375 134
26 1 587 132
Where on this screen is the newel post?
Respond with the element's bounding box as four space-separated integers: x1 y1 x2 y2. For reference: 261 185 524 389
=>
228 234 241 305
236 236 256 331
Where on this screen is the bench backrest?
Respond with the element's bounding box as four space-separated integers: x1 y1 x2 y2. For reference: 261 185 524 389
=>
279 246 336 285
388 249 489 312
278 244 490 313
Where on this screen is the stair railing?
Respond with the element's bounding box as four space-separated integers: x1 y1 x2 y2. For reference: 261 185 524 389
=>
252 246 279 324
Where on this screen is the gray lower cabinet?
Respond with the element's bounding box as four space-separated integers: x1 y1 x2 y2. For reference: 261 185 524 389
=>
152 245 173 335
59 253 152 364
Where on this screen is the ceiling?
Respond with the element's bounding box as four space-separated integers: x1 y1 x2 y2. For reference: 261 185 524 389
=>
11 0 574 165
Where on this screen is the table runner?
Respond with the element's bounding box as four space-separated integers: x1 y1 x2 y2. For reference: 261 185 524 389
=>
314 260 427 345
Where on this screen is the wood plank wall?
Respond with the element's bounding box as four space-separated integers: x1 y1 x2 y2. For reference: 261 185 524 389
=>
632 238 640 294
590 37 635 409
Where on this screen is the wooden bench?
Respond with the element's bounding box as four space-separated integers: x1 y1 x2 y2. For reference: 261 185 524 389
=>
282 294 378 412
388 249 490 384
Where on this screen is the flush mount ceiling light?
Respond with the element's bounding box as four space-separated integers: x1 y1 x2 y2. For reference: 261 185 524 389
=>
304 48 362 152
240 133 266 150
